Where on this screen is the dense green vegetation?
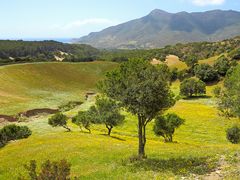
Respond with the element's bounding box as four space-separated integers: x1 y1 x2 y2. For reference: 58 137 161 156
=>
0 124 31 147
99 36 240 62
0 40 99 65
19 159 71 180
180 78 206 97
218 64 240 118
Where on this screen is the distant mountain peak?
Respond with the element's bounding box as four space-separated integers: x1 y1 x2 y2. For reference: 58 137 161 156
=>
75 9 240 49
149 9 170 16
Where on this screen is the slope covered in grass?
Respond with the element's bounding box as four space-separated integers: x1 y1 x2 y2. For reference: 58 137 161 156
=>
0 61 117 115
0 60 239 179
0 97 239 179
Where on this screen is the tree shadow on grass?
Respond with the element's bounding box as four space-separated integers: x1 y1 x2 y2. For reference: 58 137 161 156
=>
100 134 126 141
183 95 212 100
123 156 217 176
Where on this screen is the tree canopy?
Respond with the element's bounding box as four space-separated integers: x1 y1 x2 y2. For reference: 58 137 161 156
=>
153 113 185 142
99 59 175 158
218 65 240 118
48 113 71 131
89 96 125 136
180 78 206 97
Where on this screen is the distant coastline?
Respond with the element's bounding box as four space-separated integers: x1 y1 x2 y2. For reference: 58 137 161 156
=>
0 38 72 43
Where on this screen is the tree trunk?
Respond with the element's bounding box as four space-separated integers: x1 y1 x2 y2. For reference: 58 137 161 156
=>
63 125 71 132
138 115 146 159
106 124 112 136
86 127 91 134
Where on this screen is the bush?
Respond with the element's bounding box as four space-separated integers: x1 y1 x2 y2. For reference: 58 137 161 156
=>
153 113 185 142
58 101 83 112
180 78 206 97
170 67 178 82
194 64 219 82
0 124 32 141
0 124 32 148
0 131 7 147
227 125 240 144
212 86 221 98
19 159 71 180
177 69 190 81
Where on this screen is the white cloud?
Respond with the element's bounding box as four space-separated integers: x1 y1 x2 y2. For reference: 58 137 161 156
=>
51 18 118 31
60 18 117 30
49 18 119 37
191 0 225 6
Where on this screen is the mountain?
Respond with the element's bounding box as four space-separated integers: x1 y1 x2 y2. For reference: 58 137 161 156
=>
74 9 240 49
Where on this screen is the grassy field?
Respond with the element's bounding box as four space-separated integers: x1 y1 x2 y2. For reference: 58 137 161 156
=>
0 61 240 179
0 61 117 115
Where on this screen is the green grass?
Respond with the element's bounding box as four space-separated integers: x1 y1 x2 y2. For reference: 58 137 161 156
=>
0 61 117 115
0 61 240 179
0 93 240 179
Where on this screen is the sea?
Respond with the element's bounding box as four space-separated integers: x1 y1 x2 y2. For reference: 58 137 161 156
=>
1 38 73 44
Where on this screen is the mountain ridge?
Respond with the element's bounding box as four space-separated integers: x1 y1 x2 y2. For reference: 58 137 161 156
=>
74 9 240 49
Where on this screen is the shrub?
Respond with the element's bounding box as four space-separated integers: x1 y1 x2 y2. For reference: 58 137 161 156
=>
0 124 32 141
48 113 71 131
58 101 83 112
180 78 206 97
212 86 221 98
153 113 185 142
227 125 240 144
20 159 71 180
0 124 31 148
170 67 178 82
0 131 7 147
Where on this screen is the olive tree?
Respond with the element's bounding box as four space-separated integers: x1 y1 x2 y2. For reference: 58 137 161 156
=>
72 111 92 133
48 113 71 131
213 56 230 76
194 64 219 82
185 55 198 69
180 78 206 97
90 96 125 136
99 59 175 158
153 113 185 142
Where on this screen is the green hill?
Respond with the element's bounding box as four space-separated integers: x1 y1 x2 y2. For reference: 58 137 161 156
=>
0 40 100 65
0 61 240 179
0 61 117 115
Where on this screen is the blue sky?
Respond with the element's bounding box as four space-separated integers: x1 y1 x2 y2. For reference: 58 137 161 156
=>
0 0 239 39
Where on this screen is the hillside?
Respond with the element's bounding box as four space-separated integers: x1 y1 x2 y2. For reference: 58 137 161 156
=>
0 78 239 179
76 9 240 49
0 61 117 115
0 60 240 179
99 36 240 63
0 40 100 65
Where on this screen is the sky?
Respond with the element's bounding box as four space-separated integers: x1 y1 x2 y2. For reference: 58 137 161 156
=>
0 0 239 39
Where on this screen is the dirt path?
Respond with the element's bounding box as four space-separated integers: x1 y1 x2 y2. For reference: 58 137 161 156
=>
203 155 227 180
